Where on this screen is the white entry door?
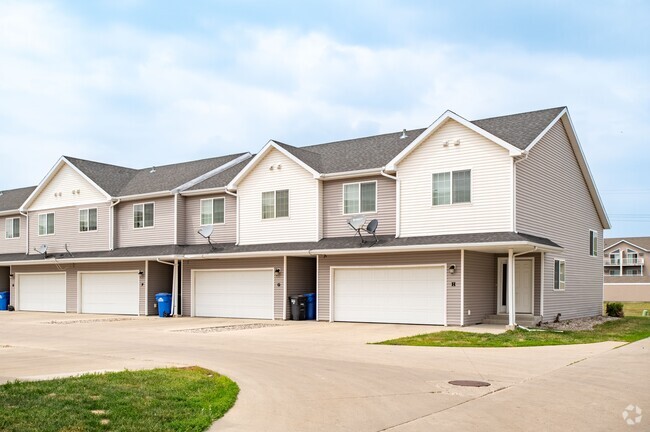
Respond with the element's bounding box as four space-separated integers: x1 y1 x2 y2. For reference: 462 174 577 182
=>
497 258 534 314
193 269 274 319
333 266 445 325
80 272 140 315
17 273 66 312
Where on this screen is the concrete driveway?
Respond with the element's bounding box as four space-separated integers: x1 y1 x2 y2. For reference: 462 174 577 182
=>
0 312 647 431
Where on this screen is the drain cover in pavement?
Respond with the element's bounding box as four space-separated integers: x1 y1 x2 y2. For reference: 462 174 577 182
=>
448 380 491 387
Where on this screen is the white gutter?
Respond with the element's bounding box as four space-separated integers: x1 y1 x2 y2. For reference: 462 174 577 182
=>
19 210 28 255
380 167 400 236
171 152 252 194
3 255 179 266
173 193 178 245
224 189 237 197
109 199 120 251
116 191 172 202
379 168 397 180
179 187 226 197
320 168 384 180
512 151 529 232
224 189 238 245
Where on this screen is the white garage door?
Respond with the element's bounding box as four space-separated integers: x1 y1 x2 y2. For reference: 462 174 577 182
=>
333 266 445 325
80 272 140 315
194 269 273 319
18 273 66 312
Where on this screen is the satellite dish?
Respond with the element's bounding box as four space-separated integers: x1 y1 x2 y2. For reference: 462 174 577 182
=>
347 214 366 230
38 244 48 254
198 225 215 250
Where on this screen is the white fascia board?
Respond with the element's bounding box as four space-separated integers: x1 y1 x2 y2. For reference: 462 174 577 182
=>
20 157 113 211
171 153 252 194
179 187 227 197
116 191 173 201
604 239 650 253
0 209 21 217
319 168 383 180
227 140 321 190
3 255 179 266
386 110 523 171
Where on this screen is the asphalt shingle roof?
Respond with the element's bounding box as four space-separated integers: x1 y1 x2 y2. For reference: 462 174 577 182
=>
0 186 37 212
187 159 253 191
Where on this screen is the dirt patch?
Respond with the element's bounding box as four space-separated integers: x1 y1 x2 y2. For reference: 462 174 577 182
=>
175 323 283 334
540 316 618 331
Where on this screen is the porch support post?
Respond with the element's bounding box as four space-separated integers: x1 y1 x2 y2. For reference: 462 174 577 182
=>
507 248 515 327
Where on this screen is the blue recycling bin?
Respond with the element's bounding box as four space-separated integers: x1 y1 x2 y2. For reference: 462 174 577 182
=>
0 292 9 311
155 293 172 317
304 293 316 320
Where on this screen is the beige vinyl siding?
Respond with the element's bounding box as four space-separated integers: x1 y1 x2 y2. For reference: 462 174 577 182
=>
115 197 175 248
27 203 110 255
398 119 513 237
317 251 461 325
322 175 396 238
516 121 604 320
603 241 649 283
29 164 107 211
176 195 185 245
181 257 284 319
183 194 237 245
0 214 27 254
604 284 650 301
10 261 146 314
285 257 317 319
463 251 496 325
238 148 319 245
146 260 174 315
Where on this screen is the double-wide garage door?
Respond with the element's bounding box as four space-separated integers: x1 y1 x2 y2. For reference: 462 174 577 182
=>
333 266 445 325
17 273 67 312
194 269 273 319
80 272 139 315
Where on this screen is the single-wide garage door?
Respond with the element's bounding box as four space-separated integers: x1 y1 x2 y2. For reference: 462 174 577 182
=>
80 272 140 315
333 266 445 325
194 269 273 319
18 273 66 312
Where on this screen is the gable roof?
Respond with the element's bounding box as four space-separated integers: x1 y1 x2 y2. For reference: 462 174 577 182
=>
64 156 138 196
0 185 37 213
604 237 650 252
186 158 255 192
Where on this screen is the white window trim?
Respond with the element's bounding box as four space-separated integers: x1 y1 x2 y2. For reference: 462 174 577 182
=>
79 207 98 233
589 229 598 257
5 217 20 240
261 189 290 220
38 212 55 236
133 202 155 230
553 259 566 291
199 197 226 226
342 180 378 215
431 169 472 207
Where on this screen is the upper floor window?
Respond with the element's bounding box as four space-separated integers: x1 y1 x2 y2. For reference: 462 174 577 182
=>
133 203 154 229
200 198 225 225
5 217 20 239
262 190 289 219
589 230 598 257
554 259 566 291
432 169 471 206
38 213 55 236
626 249 639 264
79 208 98 232
609 249 621 264
343 181 376 214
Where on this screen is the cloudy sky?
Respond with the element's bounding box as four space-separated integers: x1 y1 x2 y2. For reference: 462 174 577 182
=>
0 0 648 236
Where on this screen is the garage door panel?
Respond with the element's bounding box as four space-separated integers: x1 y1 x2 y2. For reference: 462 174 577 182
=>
18 273 66 312
194 270 273 319
334 266 445 325
81 272 139 315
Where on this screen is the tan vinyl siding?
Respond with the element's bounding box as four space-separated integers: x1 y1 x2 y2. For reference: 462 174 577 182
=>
115 197 175 248
0 214 27 254
146 260 174 315
29 164 108 211
28 203 110 255
238 148 319 245
398 119 513 237
322 175 396 238
176 195 185 245
603 241 649 283
516 121 604 320
285 257 317 319
10 261 146 314
317 251 461 325
463 251 496 325
603 284 650 302
182 194 236 245
181 257 284 319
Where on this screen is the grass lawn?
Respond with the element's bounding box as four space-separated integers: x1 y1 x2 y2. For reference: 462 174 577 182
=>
604 302 650 317
0 367 239 432
378 317 650 348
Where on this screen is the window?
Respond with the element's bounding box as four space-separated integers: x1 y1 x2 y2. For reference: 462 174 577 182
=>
133 203 154 229
262 190 289 219
624 268 641 276
343 181 376 214
200 198 225 225
589 230 598 257
626 249 639 264
609 249 621 265
5 218 20 239
554 259 566 290
38 213 55 235
609 268 621 276
432 170 471 205
79 208 98 232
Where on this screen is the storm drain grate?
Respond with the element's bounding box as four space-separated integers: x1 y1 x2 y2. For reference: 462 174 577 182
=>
448 380 491 387
175 323 282 334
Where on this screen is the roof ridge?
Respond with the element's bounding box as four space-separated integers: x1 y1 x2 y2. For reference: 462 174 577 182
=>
64 155 137 172
471 106 566 123
300 127 426 150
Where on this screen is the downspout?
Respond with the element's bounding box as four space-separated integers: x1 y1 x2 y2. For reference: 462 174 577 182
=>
512 151 529 233
173 193 178 245
380 168 399 236
19 210 28 255
109 199 120 251
225 189 238 244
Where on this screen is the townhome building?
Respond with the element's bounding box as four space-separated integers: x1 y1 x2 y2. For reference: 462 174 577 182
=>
604 237 650 301
0 106 609 327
